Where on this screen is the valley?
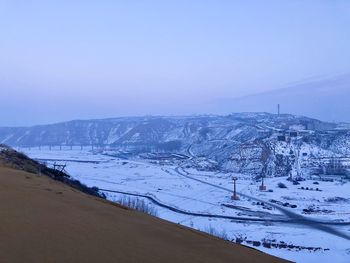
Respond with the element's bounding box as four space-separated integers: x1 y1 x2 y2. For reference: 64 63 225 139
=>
2 112 350 262
21 146 350 263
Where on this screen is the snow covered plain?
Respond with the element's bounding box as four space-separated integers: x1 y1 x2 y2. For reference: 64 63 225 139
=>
21 147 350 263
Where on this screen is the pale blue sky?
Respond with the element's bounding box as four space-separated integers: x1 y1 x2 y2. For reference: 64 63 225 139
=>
0 0 349 125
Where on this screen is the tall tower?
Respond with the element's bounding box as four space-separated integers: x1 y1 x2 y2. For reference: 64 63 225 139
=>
277 104 280 116
231 177 239 200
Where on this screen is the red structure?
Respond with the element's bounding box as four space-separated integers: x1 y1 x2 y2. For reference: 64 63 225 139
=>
259 176 267 191
231 177 239 200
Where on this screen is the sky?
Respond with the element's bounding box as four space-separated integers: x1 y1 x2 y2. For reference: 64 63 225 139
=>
0 0 350 126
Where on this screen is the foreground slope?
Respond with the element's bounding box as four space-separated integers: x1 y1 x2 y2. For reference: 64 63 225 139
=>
0 166 288 263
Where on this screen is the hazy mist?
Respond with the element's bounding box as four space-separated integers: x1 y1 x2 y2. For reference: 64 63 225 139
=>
1 1 350 126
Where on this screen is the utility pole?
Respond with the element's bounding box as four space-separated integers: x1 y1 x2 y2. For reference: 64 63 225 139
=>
259 175 267 191
231 177 239 200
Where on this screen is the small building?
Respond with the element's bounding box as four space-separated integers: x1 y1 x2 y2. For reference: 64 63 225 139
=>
277 135 286 142
290 131 298 137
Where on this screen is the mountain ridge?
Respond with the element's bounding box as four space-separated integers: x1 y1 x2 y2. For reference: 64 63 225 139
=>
2 112 349 178
0 112 337 147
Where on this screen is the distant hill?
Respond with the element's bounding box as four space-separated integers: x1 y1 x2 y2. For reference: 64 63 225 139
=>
218 74 350 122
0 113 335 147
2 113 349 177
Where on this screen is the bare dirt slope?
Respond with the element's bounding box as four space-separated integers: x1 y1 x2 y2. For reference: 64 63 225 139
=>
0 166 289 263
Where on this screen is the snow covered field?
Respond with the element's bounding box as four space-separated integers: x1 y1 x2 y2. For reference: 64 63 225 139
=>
22 147 350 263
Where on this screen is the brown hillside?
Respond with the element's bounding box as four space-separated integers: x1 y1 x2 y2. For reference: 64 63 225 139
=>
0 153 290 263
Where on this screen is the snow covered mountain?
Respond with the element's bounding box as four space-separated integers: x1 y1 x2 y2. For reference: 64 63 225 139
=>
0 113 349 177
0 113 334 147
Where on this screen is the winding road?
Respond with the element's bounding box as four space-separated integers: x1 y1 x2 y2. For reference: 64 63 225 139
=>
174 166 350 240
98 188 289 223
